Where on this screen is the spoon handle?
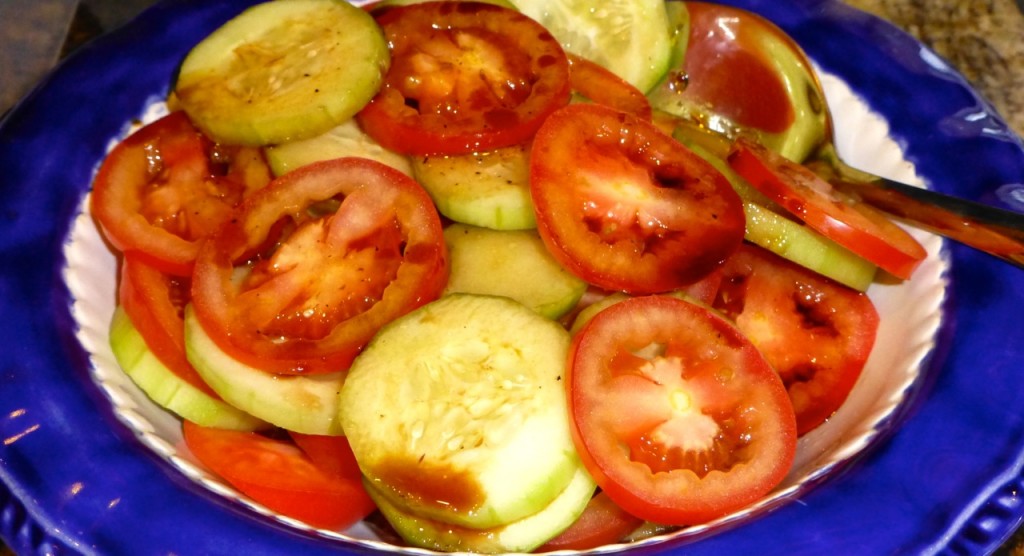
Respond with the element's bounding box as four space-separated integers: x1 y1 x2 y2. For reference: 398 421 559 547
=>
668 117 1024 269
834 177 1024 269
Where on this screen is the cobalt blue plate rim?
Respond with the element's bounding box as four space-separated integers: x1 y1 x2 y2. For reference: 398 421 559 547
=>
1 0 1023 554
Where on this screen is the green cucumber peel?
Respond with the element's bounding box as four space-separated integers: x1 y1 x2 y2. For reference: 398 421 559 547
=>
109 307 266 431
183 305 347 435
340 294 581 530
367 465 596 553
443 223 587 319
679 137 877 291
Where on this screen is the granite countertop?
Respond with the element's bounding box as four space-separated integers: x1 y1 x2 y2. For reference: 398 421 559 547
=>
843 0 1024 137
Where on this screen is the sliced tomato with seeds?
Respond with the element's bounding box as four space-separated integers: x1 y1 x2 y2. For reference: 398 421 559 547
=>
357 1 571 156
183 421 375 530
91 111 271 276
118 254 217 398
531 103 745 294
712 243 879 435
728 138 926 279
568 295 797 525
191 157 448 375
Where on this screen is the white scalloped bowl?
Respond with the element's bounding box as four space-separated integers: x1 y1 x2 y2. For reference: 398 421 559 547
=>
63 69 947 553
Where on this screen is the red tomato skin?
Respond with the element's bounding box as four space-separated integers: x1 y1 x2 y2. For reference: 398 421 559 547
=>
567 54 652 120
568 295 797 526
357 1 571 155
191 157 449 375
183 422 375 530
728 138 926 279
288 432 364 481
91 112 209 275
680 266 724 305
118 255 219 398
531 103 745 294
538 492 643 551
91 112 268 276
713 243 879 435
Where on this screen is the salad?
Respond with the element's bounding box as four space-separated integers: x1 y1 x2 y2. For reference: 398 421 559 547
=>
83 0 940 552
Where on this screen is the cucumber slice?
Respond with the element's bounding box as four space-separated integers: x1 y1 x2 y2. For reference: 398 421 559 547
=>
264 119 413 177
109 307 266 431
568 291 705 336
507 0 673 92
367 465 596 553
339 294 578 530
412 145 536 230
443 223 587 319
680 137 877 291
174 0 388 146
741 202 877 291
568 292 629 335
183 305 346 435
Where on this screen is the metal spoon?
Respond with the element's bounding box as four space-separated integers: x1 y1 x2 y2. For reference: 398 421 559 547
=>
811 154 1024 268
652 1 1024 269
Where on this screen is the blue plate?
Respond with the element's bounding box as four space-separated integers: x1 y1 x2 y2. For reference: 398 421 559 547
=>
1 0 1023 554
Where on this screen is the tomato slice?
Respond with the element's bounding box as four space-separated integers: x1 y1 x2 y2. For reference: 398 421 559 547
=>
191 157 448 375
118 255 218 398
288 432 364 480
712 243 879 435
567 54 652 120
530 103 745 294
91 111 271 276
182 421 375 530
728 138 927 279
680 266 724 306
568 295 797 525
537 491 643 551
356 1 571 155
